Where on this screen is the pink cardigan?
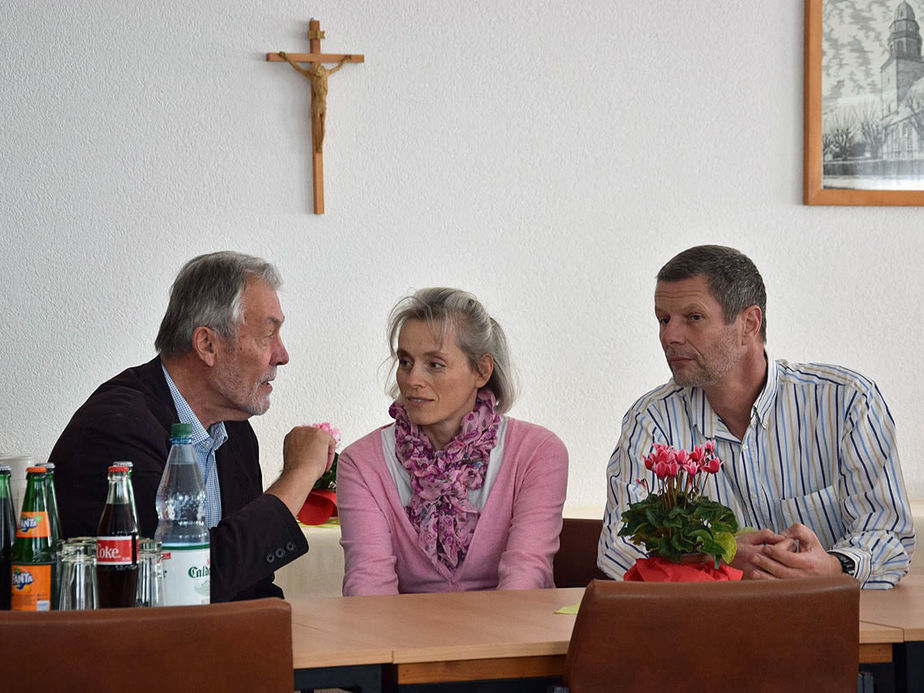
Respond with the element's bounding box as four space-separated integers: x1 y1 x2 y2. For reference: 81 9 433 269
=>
337 418 568 595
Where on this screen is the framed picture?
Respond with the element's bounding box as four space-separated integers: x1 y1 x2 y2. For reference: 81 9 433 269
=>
804 0 924 204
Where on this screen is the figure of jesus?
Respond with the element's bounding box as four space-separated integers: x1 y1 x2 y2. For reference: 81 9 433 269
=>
278 51 350 153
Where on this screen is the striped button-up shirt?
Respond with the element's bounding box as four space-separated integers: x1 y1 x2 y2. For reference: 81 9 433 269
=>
162 364 227 529
598 355 916 588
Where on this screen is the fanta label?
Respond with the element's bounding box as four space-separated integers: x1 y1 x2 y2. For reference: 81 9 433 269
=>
10 563 52 611
16 511 49 538
97 536 136 565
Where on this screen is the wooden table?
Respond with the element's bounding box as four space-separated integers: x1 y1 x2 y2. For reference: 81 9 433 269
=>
289 584 915 692
291 587 582 690
858 574 924 691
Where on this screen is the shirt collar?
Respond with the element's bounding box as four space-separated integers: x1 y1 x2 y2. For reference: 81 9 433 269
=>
752 348 778 430
683 348 775 439
161 362 228 452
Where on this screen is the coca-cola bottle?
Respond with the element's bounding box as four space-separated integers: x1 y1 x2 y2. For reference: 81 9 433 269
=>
10 467 55 611
0 465 15 610
96 465 139 608
115 460 139 527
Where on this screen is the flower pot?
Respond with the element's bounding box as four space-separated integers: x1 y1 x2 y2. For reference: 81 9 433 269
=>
297 489 338 525
624 555 742 582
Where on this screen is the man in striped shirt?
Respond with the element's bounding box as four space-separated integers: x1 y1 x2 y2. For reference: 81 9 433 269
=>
598 245 915 588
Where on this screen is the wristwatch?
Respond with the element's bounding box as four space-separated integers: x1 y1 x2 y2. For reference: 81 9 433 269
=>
829 551 856 576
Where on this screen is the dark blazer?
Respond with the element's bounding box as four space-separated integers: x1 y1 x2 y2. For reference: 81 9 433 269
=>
50 357 308 602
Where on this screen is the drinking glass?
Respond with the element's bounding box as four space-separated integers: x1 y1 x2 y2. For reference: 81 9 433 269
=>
135 538 165 607
58 538 98 610
0 454 33 516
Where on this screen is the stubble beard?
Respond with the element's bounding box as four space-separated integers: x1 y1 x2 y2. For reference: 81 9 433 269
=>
668 336 739 389
214 362 273 418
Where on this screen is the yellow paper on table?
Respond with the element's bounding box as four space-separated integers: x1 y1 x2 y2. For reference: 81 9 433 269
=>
556 603 580 615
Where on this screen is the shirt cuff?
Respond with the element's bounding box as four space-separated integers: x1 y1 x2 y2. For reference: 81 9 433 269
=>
829 547 868 585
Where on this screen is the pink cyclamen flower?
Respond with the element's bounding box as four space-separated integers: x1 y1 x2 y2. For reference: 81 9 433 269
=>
679 452 698 476
654 460 680 479
703 456 722 474
310 422 342 446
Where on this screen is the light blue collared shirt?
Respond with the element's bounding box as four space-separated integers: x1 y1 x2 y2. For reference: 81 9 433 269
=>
161 364 226 528
599 352 916 589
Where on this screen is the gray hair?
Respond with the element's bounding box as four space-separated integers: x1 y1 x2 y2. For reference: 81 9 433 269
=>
657 245 767 342
387 288 516 413
154 251 282 358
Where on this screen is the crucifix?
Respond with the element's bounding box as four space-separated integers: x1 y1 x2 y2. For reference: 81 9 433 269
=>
267 19 364 214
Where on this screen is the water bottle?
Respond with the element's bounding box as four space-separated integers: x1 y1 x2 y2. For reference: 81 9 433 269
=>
155 423 210 605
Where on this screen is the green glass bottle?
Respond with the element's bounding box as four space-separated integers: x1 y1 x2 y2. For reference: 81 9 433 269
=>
42 462 62 609
10 467 55 611
42 462 62 545
0 465 15 610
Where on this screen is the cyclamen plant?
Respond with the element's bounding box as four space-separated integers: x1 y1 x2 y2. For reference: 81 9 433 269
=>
618 441 739 567
310 422 341 491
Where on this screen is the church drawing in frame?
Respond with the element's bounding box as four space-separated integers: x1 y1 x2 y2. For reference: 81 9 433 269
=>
822 0 924 191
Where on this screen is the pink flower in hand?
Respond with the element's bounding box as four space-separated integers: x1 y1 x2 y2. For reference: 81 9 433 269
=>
310 422 342 446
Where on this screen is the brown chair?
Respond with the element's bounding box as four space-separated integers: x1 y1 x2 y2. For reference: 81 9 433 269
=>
0 598 293 691
565 576 859 693
553 517 608 587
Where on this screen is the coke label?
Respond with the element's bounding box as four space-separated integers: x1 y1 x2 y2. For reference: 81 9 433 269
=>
96 536 136 565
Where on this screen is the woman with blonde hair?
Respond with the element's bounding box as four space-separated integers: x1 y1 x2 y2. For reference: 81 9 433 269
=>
337 288 568 595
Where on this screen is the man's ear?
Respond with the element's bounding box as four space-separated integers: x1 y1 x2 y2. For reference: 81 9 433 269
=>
741 306 763 343
192 326 220 367
475 353 494 388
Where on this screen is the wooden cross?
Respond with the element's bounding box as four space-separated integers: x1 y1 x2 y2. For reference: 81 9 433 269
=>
267 19 364 214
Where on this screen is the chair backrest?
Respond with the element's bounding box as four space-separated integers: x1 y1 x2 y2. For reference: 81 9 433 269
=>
553 517 606 587
566 576 859 693
0 598 293 691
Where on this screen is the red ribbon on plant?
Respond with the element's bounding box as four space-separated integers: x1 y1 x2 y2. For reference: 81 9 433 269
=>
625 556 743 582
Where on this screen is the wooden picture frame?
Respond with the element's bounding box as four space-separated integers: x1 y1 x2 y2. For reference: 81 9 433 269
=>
804 0 924 205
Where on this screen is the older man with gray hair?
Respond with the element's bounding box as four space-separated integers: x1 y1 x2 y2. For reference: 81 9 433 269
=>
51 251 335 602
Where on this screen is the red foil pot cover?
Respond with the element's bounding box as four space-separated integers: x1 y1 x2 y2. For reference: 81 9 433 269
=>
298 489 338 525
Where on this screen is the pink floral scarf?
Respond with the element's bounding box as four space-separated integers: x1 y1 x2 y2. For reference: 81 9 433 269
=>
389 388 501 572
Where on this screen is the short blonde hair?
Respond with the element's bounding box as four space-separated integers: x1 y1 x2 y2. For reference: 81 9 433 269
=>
386 288 516 413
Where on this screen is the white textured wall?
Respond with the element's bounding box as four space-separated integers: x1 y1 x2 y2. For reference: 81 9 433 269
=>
2 1 923 512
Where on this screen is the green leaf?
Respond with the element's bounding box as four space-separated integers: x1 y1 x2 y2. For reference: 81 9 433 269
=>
618 489 740 565
715 531 738 564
